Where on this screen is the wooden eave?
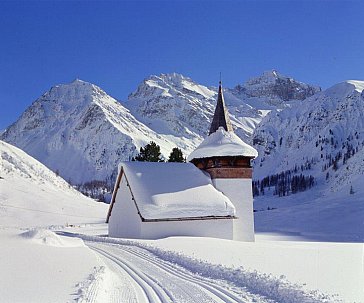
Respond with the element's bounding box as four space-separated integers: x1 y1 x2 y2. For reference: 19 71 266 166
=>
141 215 237 223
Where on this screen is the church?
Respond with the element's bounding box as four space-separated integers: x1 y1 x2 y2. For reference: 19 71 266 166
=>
106 81 258 241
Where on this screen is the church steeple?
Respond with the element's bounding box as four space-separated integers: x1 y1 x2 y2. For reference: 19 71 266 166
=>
209 81 233 135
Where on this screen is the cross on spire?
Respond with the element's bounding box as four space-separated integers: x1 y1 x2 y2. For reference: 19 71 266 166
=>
208 79 233 135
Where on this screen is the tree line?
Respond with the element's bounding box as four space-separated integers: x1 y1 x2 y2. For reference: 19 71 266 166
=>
253 171 315 197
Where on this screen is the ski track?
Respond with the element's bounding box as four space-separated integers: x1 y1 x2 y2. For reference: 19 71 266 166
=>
86 241 274 303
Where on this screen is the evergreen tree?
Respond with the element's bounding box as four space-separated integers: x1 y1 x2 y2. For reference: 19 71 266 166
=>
133 141 164 162
332 160 338 171
168 147 185 162
350 185 355 195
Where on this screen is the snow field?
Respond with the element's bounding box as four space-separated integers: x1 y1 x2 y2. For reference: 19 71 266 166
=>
21 228 86 247
0 229 104 303
254 186 364 242
0 140 108 228
0 141 111 302
144 236 363 303
69 232 346 303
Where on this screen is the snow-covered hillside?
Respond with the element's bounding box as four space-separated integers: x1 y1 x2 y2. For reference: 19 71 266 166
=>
253 80 364 188
1 71 318 187
0 140 108 302
126 73 261 142
1 79 179 185
0 140 107 227
125 71 319 142
252 80 364 240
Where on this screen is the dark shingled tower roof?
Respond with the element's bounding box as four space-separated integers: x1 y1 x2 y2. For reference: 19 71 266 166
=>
209 81 233 135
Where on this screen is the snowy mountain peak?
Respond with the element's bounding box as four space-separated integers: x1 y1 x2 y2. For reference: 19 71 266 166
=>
53 78 95 90
71 78 88 84
1 79 139 184
256 70 284 82
41 79 103 109
324 80 364 100
157 72 191 84
1 78 185 185
2 72 322 191
232 70 321 106
129 72 213 101
247 70 303 84
252 77 364 195
346 80 364 93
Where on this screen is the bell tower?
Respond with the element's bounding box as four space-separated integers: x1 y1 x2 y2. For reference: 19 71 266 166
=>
188 81 258 241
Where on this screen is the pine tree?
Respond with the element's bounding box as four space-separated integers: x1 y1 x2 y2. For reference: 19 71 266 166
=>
350 185 355 195
133 141 164 162
333 160 338 171
168 147 185 162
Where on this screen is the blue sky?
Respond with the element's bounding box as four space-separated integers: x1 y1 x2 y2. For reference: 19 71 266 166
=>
1 0 363 129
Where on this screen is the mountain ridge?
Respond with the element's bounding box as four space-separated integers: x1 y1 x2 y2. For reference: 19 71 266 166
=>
252 79 364 196
1 71 320 189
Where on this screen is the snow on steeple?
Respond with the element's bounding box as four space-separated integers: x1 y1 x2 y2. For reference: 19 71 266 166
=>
187 127 258 162
209 81 233 135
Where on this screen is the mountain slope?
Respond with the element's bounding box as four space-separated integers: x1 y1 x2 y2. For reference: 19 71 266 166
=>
253 80 364 185
0 140 108 227
126 73 258 144
1 72 319 186
252 80 364 240
1 80 180 184
125 71 319 142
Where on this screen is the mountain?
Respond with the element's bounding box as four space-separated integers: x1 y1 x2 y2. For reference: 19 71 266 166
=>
0 140 108 227
1 79 179 185
125 73 257 144
1 71 319 188
251 80 364 241
125 71 320 142
253 80 364 194
231 70 320 108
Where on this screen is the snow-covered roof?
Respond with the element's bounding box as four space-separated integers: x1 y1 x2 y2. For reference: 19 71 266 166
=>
187 127 258 162
108 161 235 221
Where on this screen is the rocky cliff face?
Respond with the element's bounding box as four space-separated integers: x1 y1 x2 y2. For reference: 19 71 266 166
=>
233 70 320 105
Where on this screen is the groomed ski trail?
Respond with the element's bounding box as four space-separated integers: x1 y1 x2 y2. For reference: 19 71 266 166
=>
86 241 274 303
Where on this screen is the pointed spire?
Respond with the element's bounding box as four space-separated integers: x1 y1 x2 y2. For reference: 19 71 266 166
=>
209 80 233 135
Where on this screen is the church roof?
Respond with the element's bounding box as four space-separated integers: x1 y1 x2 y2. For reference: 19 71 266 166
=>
209 81 233 135
187 127 258 161
107 162 235 222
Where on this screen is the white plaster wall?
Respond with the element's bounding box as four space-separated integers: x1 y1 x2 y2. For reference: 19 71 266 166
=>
141 219 233 240
212 179 255 242
109 177 142 238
